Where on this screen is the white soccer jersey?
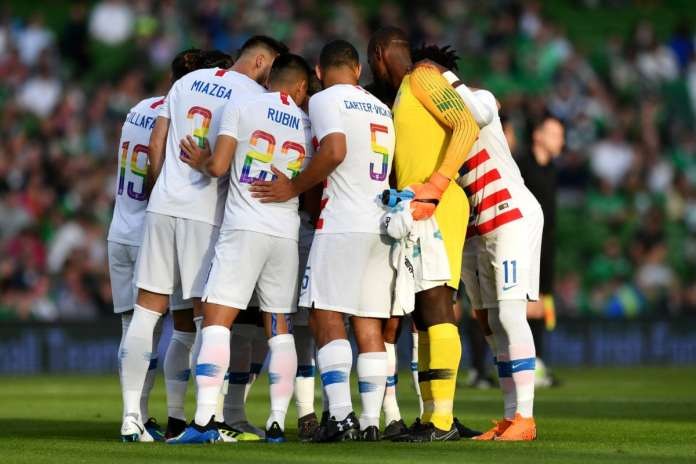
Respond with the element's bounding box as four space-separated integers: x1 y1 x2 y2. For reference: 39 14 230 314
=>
308 84 395 234
448 79 539 237
107 96 164 246
219 91 312 240
147 68 266 226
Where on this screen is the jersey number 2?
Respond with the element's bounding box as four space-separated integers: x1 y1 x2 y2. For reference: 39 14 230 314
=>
240 129 306 184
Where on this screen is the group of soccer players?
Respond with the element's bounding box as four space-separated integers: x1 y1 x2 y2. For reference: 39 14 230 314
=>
109 26 543 445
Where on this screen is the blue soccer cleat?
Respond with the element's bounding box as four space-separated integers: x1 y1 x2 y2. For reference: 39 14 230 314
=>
144 417 165 442
265 422 286 443
166 420 221 444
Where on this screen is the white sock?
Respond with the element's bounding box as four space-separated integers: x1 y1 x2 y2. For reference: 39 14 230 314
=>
140 317 163 420
490 301 536 418
119 313 133 418
164 329 195 421
294 325 316 418
382 343 401 424
266 334 297 431
357 351 388 429
317 339 352 421
194 325 230 426
224 326 252 424
411 331 423 417
120 305 162 420
191 316 204 373
245 326 268 400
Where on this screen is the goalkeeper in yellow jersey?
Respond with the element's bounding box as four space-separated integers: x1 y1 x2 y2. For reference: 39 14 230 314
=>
368 27 479 442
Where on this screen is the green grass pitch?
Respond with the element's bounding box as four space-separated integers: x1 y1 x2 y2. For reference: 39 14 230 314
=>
1 367 694 463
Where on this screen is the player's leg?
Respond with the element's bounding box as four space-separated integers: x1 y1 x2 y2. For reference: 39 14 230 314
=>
352 316 388 441
381 316 409 439
293 315 318 441
484 217 541 441
163 292 195 439
411 285 461 441
120 213 175 441
140 315 164 439
311 309 356 441
222 323 253 432
409 321 423 417
168 228 256 444
262 313 296 442
247 324 268 396
256 234 300 442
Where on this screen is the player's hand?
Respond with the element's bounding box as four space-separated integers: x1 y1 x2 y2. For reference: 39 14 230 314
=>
179 135 211 172
408 172 450 220
249 165 298 203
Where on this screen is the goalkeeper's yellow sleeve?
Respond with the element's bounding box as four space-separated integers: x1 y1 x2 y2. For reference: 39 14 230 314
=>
409 64 480 180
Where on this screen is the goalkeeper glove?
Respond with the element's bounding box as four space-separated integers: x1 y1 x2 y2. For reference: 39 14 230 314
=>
409 171 450 220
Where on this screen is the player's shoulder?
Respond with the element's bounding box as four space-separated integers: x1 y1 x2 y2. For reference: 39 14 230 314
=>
473 88 499 113
129 96 165 116
221 69 266 94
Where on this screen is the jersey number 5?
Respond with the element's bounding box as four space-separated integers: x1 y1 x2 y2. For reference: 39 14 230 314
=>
117 141 148 201
369 123 389 181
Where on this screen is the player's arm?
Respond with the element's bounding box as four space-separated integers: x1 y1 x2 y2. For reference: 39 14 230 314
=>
249 132 346 203
441 70 497 127
146 116 169 194
410 63 480 181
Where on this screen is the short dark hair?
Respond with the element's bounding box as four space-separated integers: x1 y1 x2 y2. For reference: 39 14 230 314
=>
171 48 204 81
201 49 234 69
268 53 311 86
411 44 459 71
319 39 359 70
238 35 288 58
368 26 409 57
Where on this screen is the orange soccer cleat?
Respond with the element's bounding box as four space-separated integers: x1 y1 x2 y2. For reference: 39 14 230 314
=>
471 418 512 441
495 413 536 441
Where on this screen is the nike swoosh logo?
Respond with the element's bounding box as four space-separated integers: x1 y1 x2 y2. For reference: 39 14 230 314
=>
512 362 524 370
135 423 144 435
502 284 518 291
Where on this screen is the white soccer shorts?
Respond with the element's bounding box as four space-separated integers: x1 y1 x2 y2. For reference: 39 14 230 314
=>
460 204 543 309
300 233 395 319
135 212 218 300
109 240 192 313
203 229 298 314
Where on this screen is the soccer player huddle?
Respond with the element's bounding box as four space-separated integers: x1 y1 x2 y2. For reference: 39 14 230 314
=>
109 26 542 445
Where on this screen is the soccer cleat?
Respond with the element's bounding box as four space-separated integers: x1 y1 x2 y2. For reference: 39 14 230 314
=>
406 421 460 442
165 417 187 440
120 414 153 442
495 414 536 441
166 419 221 444
228 420 265 440
144 417 164 441
453 417 482 438
472 418 512 441
313 412 360 443
213 422 242 443
297 413 319 442
360 425 380 441
382 419 409 441
265 421 286 443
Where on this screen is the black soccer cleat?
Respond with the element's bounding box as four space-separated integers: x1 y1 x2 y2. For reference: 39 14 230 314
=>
453 417 481 438
383 419 410 441
360 425 380 441
313 412 360 442
165 417 187 440
407 421 460 442
298 413 319 442
265 421 286 443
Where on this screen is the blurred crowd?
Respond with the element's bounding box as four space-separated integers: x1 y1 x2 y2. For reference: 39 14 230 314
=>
1 0 696 321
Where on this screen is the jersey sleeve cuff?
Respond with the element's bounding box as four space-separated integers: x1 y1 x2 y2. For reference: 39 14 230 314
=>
442 70 460 85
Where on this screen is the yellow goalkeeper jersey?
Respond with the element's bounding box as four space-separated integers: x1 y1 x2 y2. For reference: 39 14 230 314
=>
393 71 473 289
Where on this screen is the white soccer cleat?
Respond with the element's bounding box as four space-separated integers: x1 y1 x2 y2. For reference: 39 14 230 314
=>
121 414 154 442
